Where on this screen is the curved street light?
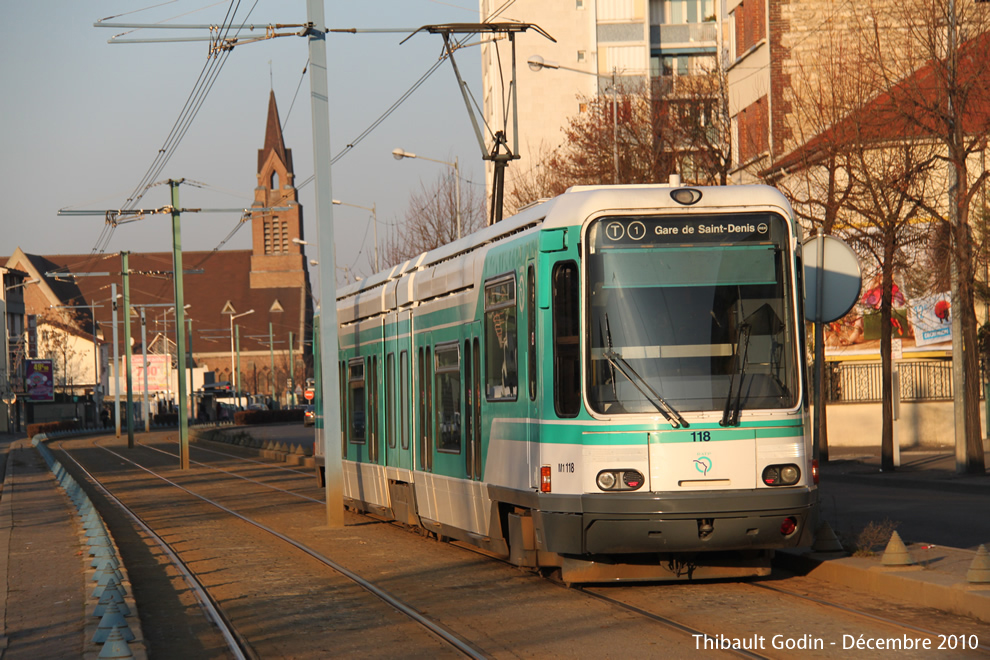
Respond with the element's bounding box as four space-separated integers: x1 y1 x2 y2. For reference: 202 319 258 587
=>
393 148 462 240
528 56 619 184
228 309 254 398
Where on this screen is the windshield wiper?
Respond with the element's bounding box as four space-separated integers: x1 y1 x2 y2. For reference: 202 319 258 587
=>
599 316 618 401
720 323 752 427
601 346 689 428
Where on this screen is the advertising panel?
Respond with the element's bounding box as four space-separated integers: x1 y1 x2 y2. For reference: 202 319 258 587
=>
132 355 169 393
25 359 54 402
907 293 952 347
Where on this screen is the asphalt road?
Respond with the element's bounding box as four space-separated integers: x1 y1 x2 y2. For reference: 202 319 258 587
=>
817 478 989 550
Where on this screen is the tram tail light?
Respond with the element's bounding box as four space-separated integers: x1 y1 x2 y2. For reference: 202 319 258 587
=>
541 466 552 493
780 517 798 536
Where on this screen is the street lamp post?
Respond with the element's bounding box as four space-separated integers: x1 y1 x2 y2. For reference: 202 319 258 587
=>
528 56 619 184
392 148 462 240
228 309 254 401
332 199 379 272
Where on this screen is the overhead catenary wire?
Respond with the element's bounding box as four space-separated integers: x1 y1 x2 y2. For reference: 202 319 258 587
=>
90 2 259 255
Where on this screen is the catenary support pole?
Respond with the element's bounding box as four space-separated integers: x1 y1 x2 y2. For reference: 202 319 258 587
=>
307 0 344 528
141 308 150 432
122 252 135 448
170 180 190 469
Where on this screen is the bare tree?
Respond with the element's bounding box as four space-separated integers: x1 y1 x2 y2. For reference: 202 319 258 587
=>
37 308 85 394
509 75 732 211
842 140 939 470
662 68 733 186
381 170 486 267
859 0 990 473
759 10 864 462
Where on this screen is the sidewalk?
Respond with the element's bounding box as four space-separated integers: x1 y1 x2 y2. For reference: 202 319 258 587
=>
0 432 85 659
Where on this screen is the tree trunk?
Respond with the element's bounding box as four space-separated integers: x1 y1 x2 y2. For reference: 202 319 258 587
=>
880 233 895 471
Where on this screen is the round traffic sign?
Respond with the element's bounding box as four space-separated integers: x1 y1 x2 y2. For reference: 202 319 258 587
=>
304 389 315 401
803 235 862 323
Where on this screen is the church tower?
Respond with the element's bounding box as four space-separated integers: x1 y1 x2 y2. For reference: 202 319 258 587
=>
250 91 306 289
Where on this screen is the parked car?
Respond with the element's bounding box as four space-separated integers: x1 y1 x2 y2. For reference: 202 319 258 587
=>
303 405 315 427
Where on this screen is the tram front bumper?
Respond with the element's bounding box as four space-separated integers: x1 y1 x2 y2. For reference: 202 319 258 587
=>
532 488 818 555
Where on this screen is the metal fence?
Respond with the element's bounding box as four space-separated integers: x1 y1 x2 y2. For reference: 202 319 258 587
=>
823 360 962 403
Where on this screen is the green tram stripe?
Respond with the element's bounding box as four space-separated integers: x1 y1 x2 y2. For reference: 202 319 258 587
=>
492 418 804 445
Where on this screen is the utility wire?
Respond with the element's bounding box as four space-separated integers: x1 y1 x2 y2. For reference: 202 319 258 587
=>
93 1 259 255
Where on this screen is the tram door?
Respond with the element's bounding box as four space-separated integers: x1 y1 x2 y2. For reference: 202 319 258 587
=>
464 322 482 480
525 261 540 488
388 309 414 472
415 330 434 473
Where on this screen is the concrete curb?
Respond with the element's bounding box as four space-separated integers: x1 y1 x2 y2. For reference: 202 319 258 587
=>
193 426 316 468
777 548 990 624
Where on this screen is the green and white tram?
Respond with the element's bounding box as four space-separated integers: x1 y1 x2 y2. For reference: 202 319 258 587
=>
315 180 826 582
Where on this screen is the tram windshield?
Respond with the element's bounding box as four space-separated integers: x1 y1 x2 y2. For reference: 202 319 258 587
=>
586 212 799 418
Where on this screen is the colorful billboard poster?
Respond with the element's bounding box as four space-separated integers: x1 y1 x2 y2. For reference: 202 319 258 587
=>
131 355 169 393
907 293 952 347
25 359 54 402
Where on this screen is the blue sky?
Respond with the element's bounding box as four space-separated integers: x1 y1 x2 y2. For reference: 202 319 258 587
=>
0 1 488 285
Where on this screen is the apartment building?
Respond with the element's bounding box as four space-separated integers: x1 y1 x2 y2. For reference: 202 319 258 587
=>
480 0 722 206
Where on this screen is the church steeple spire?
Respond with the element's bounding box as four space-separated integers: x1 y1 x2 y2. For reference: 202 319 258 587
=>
259 90 292 174
250 90 305 289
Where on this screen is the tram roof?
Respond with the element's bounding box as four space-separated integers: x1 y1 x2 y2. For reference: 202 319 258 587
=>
336 182 796 301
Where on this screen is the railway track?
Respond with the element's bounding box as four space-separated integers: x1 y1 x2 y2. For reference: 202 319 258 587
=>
54 434 484 659
47 433 989 659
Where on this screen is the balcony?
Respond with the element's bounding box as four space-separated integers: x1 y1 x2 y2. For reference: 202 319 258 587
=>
651 22 717 48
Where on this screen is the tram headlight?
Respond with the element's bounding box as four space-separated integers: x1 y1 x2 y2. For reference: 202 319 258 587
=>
670 188 703 205
762 464 801 486
596 469 645 491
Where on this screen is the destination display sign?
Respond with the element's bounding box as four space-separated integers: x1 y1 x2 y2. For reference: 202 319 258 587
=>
595 213 781 247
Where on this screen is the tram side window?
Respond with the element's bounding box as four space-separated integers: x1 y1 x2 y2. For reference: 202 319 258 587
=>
464 339 473 476
386 352 396 449
484 275 518 401
400 350 410 450
527 264 537 401
339 361 347 455
348 358 366 444
368 356 378 462
553 262 581 417
435 343 461 453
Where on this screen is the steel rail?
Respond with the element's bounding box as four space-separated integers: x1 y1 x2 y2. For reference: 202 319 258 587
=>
75 440 489 660
749 582 990 653
57 445 254 660
137 438 322 503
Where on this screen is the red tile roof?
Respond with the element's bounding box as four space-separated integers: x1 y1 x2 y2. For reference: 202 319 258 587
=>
764 30 990 178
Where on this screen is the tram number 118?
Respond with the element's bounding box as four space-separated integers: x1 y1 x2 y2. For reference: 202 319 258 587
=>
691 431 712 442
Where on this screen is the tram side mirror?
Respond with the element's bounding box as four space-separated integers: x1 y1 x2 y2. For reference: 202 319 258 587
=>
802 235 862 323
539 229 568 309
